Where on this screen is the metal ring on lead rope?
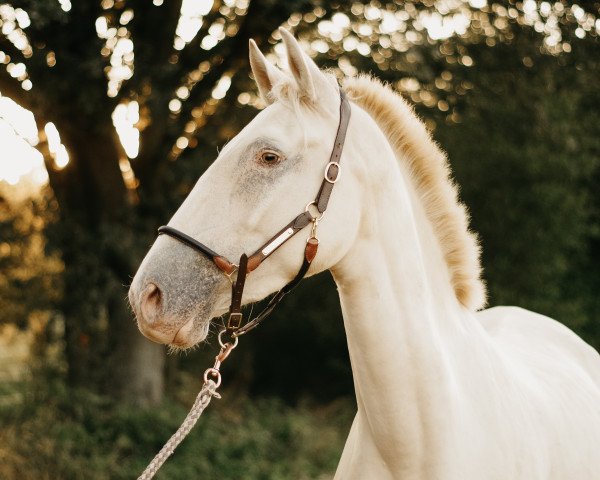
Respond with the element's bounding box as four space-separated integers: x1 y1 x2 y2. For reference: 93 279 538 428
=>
218 328 239 349
203 368 222 388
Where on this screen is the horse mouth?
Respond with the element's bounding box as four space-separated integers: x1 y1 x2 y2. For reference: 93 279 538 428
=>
169 317 210 349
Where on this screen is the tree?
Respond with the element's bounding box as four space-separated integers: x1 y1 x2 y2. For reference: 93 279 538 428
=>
1 0 598 405
0 0 314 404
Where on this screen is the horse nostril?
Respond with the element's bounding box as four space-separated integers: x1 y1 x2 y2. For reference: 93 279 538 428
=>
140 282 163 325
147 283 161 305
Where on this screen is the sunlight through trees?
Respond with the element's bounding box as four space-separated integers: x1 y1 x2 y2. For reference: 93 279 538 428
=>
0 0 598 408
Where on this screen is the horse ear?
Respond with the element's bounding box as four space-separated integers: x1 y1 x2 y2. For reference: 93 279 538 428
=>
249 39 284 105
279 28 324 102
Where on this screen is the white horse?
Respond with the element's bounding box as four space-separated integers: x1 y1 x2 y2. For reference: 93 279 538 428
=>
129 29 600 479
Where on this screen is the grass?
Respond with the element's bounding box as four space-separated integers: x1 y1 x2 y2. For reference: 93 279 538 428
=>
0 377 355 480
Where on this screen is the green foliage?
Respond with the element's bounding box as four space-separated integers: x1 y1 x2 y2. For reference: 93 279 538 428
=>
0 186 62 327
429 36 600 346
0 379 354 480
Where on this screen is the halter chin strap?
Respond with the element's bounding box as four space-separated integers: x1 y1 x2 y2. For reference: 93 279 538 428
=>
158 89 351 338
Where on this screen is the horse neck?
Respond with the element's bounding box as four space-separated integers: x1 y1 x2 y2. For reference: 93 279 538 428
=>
331 121 478 462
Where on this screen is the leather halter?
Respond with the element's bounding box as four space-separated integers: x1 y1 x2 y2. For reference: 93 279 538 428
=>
158 89 351 338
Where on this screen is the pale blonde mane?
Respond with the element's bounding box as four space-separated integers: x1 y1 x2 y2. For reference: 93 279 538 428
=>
343 75 486 311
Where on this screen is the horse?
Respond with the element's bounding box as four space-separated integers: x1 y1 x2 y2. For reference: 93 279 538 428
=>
129 29 600 479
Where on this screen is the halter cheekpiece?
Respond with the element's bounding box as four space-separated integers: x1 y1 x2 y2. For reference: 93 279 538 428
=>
157 89 351 339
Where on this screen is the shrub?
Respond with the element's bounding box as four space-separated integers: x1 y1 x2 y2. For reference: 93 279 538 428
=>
0 378 354 479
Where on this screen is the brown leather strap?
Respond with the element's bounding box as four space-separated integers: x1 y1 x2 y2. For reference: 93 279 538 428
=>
234 238 319 336
315 90 351 213
246 211 313 272
226 253 248 334
157 225 237 275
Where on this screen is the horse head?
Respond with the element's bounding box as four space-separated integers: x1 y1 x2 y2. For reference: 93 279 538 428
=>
128 30 362 348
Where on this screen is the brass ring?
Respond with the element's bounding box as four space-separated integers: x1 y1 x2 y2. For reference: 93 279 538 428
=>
218 328 239 349
304 201 324 222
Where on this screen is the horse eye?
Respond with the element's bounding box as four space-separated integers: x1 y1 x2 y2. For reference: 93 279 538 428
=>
260 151 282 164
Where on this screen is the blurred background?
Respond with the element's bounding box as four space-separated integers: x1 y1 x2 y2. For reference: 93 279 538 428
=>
0 0 598 478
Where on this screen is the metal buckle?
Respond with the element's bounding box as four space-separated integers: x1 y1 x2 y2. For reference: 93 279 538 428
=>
324 162 341 183
227 312 243 330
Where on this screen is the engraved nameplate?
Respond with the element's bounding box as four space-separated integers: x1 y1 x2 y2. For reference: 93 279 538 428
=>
262 228 294 256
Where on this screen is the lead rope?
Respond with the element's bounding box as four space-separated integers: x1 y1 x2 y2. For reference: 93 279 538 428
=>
137 381 220 480
138 332 238 480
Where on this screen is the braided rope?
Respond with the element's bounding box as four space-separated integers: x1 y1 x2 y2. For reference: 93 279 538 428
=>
138 380 222 480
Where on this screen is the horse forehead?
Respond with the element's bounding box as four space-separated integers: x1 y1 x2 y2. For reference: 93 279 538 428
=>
227 103 326 153
245 104 299 138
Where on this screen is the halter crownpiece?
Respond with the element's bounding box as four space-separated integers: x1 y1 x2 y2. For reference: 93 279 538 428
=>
157 88 351 338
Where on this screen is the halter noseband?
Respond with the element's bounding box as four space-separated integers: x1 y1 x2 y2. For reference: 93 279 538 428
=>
157 89 351 339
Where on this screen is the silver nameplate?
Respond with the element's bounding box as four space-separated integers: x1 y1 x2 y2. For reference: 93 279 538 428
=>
262 228 294 256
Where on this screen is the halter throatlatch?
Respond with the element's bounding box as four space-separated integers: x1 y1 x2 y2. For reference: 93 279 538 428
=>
157 88 351 339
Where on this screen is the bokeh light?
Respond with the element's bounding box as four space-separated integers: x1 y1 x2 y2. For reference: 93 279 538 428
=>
0 94 46 187
112 101 140 159
1 0 598 188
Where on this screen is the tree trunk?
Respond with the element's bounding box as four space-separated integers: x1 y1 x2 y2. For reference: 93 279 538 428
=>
51 121 166 405
108 288 165 406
